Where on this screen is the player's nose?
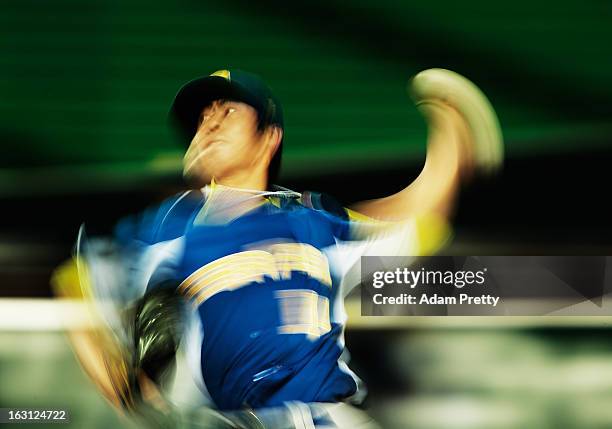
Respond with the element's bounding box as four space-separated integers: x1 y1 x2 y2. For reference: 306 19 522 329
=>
205 113 222 134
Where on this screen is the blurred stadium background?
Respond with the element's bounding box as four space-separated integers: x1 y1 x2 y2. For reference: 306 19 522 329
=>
1 0 611 427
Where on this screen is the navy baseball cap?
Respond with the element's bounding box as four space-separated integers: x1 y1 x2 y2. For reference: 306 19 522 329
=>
168 69 284 146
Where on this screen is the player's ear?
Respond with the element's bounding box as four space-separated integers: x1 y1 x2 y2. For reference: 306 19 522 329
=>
265 125 283 160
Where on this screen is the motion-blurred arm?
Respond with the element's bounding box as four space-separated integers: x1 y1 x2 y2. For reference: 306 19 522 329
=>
350 101 468 224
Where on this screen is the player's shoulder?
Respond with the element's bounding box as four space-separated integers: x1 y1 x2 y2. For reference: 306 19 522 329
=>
273 187 357 242
157 189 204 220
115 190 204 245
299 190 349 221
269 184 348 221
294 190 380 229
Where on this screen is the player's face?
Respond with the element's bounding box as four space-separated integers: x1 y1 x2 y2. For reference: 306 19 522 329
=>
182 99 270 186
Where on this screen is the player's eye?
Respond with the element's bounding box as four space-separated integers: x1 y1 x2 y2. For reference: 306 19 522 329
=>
225 107 236 116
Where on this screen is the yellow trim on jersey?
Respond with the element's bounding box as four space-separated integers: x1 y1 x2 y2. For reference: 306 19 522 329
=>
179 251 276 298
413 214 452 255
178 243 332 305
345 208 452 256
259 243 332 286
275 290 331 340
345 208 382 224
267 196 281 208
51 256 91 300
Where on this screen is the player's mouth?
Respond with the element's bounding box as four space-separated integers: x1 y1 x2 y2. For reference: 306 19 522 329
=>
183 139 225 174
204 138 224 149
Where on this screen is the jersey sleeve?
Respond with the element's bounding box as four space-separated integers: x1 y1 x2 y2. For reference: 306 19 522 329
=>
113 191 203 296
304 192 452 298
114 191 201 246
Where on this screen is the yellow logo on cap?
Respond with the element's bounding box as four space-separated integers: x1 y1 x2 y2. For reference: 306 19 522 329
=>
210 70 231 81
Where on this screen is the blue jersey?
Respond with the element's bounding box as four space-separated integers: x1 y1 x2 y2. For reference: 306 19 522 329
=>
115 187 362 410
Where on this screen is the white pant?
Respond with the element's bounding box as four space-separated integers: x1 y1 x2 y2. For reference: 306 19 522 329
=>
250 402 380 429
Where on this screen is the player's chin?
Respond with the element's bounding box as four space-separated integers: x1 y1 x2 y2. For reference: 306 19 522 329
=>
182 164 212 188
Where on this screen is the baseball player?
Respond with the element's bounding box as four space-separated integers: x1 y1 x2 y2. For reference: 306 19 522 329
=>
53 68 502 428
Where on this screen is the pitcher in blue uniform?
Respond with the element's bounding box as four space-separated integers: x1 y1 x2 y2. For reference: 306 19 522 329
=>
55 68 503 428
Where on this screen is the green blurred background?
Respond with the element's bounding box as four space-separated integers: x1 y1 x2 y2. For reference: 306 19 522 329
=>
1 0 611 194
1 1 612 428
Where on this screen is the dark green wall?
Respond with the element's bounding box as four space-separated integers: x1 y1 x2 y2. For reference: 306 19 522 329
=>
1 0 611 194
